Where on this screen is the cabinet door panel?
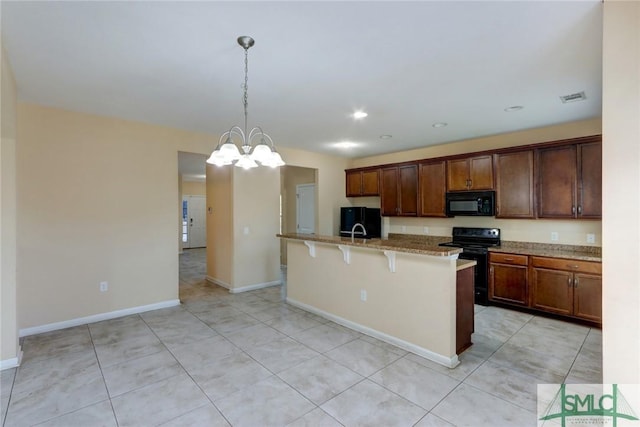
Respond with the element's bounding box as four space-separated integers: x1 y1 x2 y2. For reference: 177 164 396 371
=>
361 169 380 196
573 273 602 323
398 165 418 216
490 264 528 306
380 167 399 216
346 171 362 197
531 268 573 315
578 142 602 219
419 161 447 217
447 159 470 191
469 155 494 190
495 151 535 218
538 146 577 218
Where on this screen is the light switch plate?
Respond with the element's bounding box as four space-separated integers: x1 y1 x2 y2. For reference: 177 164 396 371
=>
587 233 596 244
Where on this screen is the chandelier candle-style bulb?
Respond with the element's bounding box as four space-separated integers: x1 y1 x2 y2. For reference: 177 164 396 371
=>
206 36 285 169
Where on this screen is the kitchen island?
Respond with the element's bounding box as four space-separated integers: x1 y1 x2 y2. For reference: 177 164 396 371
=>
278 233 474 368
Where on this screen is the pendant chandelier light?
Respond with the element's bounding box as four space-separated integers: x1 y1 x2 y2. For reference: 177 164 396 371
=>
207 36 285 169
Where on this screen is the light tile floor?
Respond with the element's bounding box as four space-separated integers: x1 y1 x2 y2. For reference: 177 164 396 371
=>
0 248 602 426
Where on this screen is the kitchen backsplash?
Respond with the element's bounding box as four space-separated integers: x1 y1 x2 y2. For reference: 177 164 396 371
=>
382 216 602 247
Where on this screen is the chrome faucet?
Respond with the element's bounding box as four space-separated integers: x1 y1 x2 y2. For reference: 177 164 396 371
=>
351 222 367 243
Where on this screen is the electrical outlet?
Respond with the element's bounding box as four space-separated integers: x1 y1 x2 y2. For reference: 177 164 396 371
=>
587 233 596 244
550 232 559 242
99 281 108 292
360 289 367 302
243 226 250 235
423 227 429 234
401 226 406 232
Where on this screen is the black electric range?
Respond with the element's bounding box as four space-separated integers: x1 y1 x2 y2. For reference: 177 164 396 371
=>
439 227 501 305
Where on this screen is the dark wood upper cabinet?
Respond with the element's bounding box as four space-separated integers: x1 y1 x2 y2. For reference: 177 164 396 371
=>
537 141 601 219
577 142 602 219
447 155 494 191
345 168 380 197
418 160 447 217
380 164 418 216
494 150 535 218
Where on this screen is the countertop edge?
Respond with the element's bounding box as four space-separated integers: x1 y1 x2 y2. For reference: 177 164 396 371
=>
278 234 462 257
456 259 477 271
488 246 601 262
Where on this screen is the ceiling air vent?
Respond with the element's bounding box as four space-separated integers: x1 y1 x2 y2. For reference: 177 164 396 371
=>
560 91 587 103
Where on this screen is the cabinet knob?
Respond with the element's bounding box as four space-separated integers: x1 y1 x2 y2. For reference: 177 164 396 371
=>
577 205 583 215
574 277 579 288
568 276 573 287
572 206 576 214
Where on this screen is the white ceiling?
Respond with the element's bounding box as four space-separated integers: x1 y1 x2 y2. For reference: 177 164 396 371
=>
1 1 602 162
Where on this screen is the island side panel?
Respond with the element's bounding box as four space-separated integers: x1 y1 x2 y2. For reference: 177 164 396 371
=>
285 240 457 363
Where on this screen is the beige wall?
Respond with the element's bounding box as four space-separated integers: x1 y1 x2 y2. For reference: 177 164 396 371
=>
602 0 640 386
348 119 603 246
233 167 281 289
206 165 282 291
206 164 233 287
1 42 19 364
181 179 206 196
16 104 214 329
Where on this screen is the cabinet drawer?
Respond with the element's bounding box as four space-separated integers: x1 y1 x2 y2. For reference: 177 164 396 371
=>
489 253 528 266
530 256 601 274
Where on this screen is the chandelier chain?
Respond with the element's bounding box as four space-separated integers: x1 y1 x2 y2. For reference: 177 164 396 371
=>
243 46 249 137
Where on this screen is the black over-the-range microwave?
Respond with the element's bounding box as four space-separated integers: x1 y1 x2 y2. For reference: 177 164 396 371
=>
445 191 496 217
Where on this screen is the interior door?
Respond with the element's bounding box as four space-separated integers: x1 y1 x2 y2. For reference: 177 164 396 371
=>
296 184 315 234
183 195 207 248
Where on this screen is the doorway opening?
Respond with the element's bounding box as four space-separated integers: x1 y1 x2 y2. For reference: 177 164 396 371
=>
280 166 318 266
178 151 209 301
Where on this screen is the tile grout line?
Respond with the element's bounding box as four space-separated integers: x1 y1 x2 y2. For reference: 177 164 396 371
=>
87 322 121 427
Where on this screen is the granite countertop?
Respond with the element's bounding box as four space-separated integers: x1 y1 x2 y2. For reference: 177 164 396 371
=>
456 259 477 271
489 241 602 262
277 233 463 257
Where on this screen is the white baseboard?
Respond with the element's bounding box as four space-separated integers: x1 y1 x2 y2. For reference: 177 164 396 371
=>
19 299 181 338
286 297 459 369
206 276 231 290
206 276 281 294
0 346 23 371
229 280 281 294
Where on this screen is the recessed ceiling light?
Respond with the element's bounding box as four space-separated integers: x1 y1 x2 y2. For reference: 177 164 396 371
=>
379 135 392 139
432 122 448 128
334 141 358 149
504 106 524 112
352 111 368 119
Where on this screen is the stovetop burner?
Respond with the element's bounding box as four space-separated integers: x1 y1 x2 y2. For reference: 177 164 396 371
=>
439 227 501 249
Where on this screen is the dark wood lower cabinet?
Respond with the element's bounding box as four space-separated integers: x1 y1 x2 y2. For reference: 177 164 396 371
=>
530 268 573 316
573 273 603 323
456 266 475 354
489 252 601 325
489 253 528 306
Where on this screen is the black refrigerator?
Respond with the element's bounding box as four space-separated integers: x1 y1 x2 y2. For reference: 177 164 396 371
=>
339 207 381 238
